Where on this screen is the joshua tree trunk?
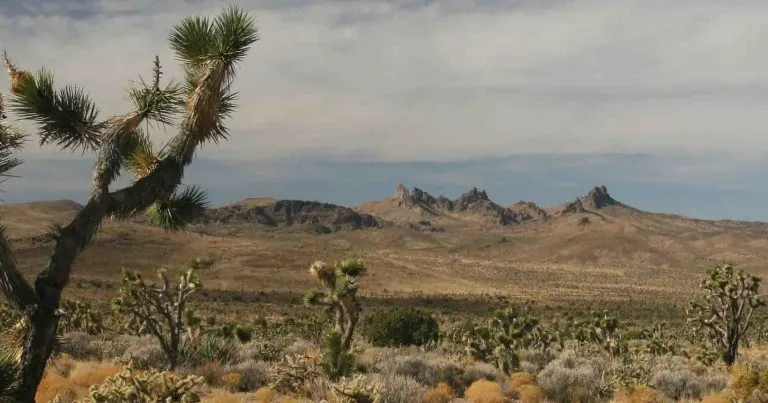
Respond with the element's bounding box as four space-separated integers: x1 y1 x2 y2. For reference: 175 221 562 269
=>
0 7 258 400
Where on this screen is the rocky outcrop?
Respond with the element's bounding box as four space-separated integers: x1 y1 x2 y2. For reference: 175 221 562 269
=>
197 200 379 233
509 201 548 221
581 185 618 209
560 198 586 216
392 184 538 226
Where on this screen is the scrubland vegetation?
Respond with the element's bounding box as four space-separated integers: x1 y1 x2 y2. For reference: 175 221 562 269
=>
2 260 768 402
2 4 768 403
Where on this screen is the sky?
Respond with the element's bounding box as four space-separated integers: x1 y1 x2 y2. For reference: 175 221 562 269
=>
2 0 768 220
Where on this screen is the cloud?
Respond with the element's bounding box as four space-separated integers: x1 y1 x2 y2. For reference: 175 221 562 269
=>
3 0 768 162
3 0 768 220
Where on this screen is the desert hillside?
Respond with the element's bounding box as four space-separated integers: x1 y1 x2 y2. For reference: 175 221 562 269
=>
5 185 768 307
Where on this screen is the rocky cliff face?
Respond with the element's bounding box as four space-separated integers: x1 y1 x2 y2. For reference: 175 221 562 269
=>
198 200 379 232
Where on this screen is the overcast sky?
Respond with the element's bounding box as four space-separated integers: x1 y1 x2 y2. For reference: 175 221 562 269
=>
2 0 768 220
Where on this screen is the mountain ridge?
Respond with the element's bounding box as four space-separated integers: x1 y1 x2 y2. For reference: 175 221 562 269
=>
5 184 768 302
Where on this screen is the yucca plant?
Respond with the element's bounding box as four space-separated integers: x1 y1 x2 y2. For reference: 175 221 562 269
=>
0 6 258 400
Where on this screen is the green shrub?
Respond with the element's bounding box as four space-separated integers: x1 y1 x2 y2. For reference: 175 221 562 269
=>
234 325 254 344
362 307 439 347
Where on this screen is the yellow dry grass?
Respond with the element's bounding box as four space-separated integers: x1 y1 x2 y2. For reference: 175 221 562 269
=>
35 358 121 402
422 382 455 403
464 379 505 403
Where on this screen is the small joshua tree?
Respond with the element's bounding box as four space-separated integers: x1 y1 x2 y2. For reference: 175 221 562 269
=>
687 263 765 366
111 267 201 370
0 7 257 398
304 259 366 380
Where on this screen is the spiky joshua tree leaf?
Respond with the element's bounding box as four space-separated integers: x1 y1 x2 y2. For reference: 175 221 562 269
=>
145 185 209 231
4 53 100 153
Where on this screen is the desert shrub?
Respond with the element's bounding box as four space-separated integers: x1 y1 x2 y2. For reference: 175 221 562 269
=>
118 340 167 371
517 384 544 403
536 350 610 403
649 369 702 400
237 340 284 362
701 393 729 403
59 332 102 360
284 339 316 357
461 362 506 391
519 349 555 373
372 373 427 403
180 334 238 368
464 379 505 403
227 359 270 392
304 377 331 402
728 364 760 401
615 385 662 403
422 382 454 403
234 325 254 344
254 387 278 402
220 372 242 392
362 307 439 347
509 371 535 389
371 354 464 390
195 362 226 387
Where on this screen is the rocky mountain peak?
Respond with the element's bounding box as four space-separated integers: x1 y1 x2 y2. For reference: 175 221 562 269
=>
582 185 618 209
454 187 490 208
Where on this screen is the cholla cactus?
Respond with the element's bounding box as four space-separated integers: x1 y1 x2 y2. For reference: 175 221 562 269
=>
687 263 765 366
640 322 678 356
111 267 201 370
461 305 555 374
60 299 107 335
331 374 383 403
86 362 203 403
562 310 626 357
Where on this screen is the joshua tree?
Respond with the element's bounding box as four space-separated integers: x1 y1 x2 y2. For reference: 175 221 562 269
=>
304 259 366 380
304 259 366 350
687 263 765 366
111 267 201 370
0 7 258 399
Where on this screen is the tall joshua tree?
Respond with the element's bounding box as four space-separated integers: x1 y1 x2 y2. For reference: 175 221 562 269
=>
0 7 258 400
